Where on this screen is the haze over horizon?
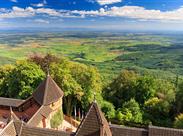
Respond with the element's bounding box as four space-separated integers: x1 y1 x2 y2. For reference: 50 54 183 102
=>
1 0 183 31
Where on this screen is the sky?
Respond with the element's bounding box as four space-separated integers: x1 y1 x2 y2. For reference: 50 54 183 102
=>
1 0 183 31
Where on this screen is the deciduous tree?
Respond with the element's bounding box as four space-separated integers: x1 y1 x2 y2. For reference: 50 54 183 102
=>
1 61 44 99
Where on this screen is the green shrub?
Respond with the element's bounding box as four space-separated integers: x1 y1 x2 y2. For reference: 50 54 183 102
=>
50 109 63 128
174 114 183 129
101 101 115 120
116 99 143 124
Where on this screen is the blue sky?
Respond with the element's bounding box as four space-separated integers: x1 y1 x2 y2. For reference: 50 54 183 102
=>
1 0 183 31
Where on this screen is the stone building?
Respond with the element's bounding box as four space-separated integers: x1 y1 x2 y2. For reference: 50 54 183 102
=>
0 74 77 132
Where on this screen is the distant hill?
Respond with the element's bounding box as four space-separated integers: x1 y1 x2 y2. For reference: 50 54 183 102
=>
0 32 182 82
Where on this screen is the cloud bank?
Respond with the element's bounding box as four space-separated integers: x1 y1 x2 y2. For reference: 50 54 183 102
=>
0 6 60 19
72 6 183 22
1 5 183 22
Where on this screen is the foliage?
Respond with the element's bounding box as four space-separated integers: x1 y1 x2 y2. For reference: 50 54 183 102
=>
144 97 160 108
101 101 115 120
50 109 63 128
0 65 14 95
104 70 158 108
144 97 173 126
156 80 175 103
28 53 60 73
174 114 183 129
0 61 45 99
116 99 143 124
69 62 102 109
104 69 177 126
176 81 183 113
0 43 181 128
50 62 83 116
135 75 156 104
0 64 14 78
50 60 102 115
104 70 138 108
143 80 175 126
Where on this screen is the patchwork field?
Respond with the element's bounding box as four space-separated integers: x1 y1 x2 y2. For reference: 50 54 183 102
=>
0 32 183 82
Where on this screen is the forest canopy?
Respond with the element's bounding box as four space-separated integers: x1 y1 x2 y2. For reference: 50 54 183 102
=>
0 53 183 129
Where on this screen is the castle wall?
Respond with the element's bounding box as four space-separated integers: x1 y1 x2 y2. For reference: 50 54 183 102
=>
46 98 63 128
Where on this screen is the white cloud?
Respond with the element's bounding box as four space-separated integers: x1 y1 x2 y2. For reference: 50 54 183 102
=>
0 8 8 12
0 7 83 19
96 0 122 5
10 0 17 3
34 19 49 24
33 3 44 7
32 0 47 7
2 5 183 22
36 8 60 16
0 6 61 19
0 7 35 19
106 6 183 21
71 6 183 22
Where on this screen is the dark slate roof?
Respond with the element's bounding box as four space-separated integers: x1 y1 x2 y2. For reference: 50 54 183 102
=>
32 74 64 106
75 102 112 136
0 97 25 107
110 124 148 136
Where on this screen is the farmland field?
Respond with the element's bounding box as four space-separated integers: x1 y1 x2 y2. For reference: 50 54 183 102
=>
0 31 183 82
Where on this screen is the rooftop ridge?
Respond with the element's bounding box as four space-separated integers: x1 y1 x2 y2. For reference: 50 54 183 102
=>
75 101 112 136
0 97 25 107
43 74 49 105
8 107 20 123
32 75 64 106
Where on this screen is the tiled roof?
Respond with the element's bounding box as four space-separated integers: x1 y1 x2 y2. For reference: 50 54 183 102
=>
0 97 24 107
148 125 183 136
32 74 64 106
110 124 148 136
27 105 52 127
0 120 17 136
0 120 72 136
75 102 112 136
20 125 71 136
13 120 24 135
3 113 183 136
109 124 183 136
7 107 20 123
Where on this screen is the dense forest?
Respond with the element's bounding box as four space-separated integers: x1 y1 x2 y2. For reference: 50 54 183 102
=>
1 53 183 129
